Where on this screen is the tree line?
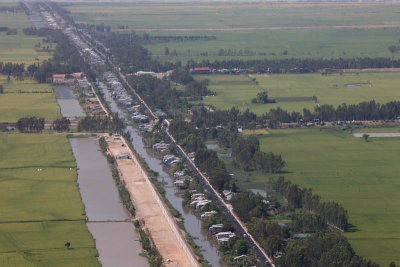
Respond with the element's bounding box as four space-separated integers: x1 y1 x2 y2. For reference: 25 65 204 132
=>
77 115 124 132
186 57 400 73
276 176 348 230
17 117 45 132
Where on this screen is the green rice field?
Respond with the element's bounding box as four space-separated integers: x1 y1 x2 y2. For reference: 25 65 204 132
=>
67 2 400 29
0 77 61 121
246 128 400 266
0 134 99 266
196 72 400 114
0 11 31 29
0 32 54 65
146 28 400 62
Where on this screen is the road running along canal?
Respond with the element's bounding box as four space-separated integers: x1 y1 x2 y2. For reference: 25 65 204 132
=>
99 83 225 267
70 137 148 267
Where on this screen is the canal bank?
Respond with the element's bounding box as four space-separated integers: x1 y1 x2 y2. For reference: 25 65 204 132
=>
98 82 225 267
70 137 148 267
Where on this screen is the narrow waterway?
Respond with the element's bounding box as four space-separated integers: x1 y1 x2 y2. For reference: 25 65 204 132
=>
70 137 148 267
53 85 85 118
99 83 224 267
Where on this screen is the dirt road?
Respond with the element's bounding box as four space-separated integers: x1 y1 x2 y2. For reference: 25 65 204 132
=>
106 136 200 267
112 24 400 32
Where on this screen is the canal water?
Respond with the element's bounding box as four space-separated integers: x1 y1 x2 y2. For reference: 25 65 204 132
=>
99 83 224 267
70 138 148 267
53 85 85 118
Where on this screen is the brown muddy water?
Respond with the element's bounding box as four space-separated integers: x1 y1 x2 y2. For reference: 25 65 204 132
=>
70 138 148 267
87 222 148 267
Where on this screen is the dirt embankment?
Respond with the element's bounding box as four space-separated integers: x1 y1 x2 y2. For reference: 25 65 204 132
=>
106 136 200 267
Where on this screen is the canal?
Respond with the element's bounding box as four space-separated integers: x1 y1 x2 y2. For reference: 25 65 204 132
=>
98 82 224 267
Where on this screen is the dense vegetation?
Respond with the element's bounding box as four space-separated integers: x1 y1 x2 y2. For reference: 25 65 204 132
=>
77 115 124 132
16 116 44 132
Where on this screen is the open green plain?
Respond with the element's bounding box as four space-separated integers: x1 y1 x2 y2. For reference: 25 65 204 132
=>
0 32 53 65
146 28 400 62
0 11 31 29
0 134 99 266
196 72 400 114
0 77 60 122
245 128 400 266
66 2 400 29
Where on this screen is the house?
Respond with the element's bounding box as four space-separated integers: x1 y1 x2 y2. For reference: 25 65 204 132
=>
53 74 65 83
196 200 211 210
216 231 236 244
234 255 247 262
209 224 224 233
190 67 211 74
200 210 217 219
222 190 233 201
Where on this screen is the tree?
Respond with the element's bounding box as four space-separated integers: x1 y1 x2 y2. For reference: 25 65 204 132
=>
0 84 3 94
65 242 71 249
362 134 370 142
233 239 248 255
164 47 169 56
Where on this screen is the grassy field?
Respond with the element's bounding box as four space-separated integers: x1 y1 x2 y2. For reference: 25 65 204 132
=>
67 2 400 29
0 78 60 122
0 32 54 65
0 11 32 29
146 28 400 62
243 128 400 266
0 134 99 266
195 72 400 114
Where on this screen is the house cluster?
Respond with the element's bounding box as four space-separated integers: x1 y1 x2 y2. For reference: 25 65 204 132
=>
64 28 104 66
103 72 152 126
132 70 173 79
190 193 211 211
208 223 236 245
162 154 180 167
173 170 192 189
76 78 106 116
41 11 58 29
153 142 168 153
190 67 247 75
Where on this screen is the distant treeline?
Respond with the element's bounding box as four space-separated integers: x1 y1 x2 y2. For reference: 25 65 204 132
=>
191 100 400 130
187 57 400 73
141 34 216 43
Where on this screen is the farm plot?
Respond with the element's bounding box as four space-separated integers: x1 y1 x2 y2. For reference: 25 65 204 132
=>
0 77 60 122
0 32 54 65
66 2 400 29
249 128 400 266
145 28 400 63
0 134 99 266
197 72 400 114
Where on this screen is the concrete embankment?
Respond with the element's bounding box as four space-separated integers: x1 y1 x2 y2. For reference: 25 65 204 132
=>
106 135 200 267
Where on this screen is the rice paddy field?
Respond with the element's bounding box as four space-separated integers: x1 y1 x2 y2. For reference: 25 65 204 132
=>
0 32 54 65
196 72 400 114
0 77 61 121
243 128 400 266
146 28 400 62
66 2 400 29
0 11 31 29
0 134 99 266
